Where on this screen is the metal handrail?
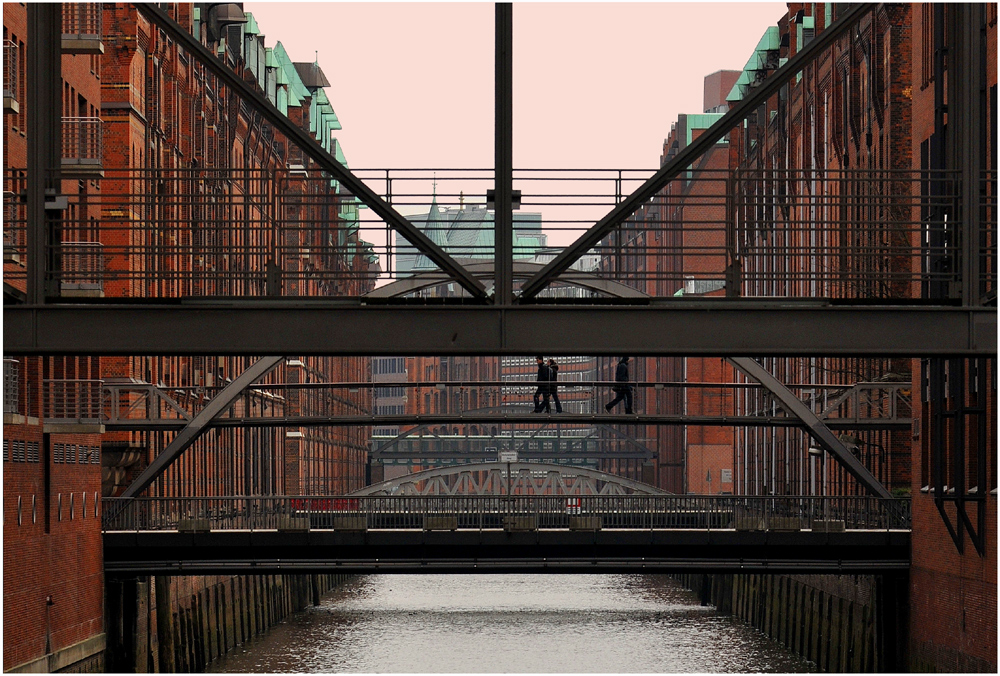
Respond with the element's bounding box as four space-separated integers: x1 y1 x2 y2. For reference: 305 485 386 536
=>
61 117 103 164
4 359 18 414
3 40 17 99
61 3 102 38
58 241 105 288
102 494 912 533
44 379 104 420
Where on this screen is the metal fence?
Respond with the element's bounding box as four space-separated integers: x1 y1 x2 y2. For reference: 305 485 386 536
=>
114 378 911 430
3 40 17 100
3 167 993 304
43 379 103 421
61 117 103 165
61 3 102 38
3 190 21 261
102 494 912 533
58 242 104 291
4 359 18 415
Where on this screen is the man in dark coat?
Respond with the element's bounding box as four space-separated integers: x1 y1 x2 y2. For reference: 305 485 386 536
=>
532 356 552 413
604 356 634 414
547 358 563 413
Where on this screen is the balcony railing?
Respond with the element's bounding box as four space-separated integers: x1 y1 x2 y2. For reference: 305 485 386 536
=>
61 117 104 176
3 191 22 263
58 241 105 296
3 40 18 114
61 3 104 54
43 379 104 422
4 359 19 415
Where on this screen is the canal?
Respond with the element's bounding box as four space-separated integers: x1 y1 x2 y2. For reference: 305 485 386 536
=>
212 574 815 673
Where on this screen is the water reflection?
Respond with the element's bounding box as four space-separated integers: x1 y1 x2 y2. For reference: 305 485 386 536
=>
214 574 814 673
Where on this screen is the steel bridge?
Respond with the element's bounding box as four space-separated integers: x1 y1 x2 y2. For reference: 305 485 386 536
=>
102 492 911 576
3 3 994 558
3 3 994 356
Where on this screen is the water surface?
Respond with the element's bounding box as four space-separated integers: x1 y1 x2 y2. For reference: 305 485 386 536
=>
214 574 814 673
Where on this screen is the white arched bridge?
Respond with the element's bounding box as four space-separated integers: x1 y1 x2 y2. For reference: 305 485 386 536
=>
351 462 667 497
101 460 911 577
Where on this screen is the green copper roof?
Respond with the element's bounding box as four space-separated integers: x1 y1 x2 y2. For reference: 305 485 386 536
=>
314 88 342 131
684 113 726 146
726 25 781 103
332 138 348 167
244 12 260 35
273 42 312 104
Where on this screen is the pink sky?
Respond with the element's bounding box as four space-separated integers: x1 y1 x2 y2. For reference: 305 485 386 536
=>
244 2 787 171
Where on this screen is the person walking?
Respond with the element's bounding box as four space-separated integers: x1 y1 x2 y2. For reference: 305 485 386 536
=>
604 356 634 414
547 358 563 413
532 355 552 413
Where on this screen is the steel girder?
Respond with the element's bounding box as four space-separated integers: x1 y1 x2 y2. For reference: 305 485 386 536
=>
102 530 912 576
133 4 487 301
517 4 873 300
5 303 994 355
728 357 892 499
119 356 285 498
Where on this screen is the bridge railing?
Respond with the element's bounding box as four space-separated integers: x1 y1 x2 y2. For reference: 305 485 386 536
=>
101 495 911 533
4 167 988 305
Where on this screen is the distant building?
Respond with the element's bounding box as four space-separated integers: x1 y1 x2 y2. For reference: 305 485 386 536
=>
395 197 546 275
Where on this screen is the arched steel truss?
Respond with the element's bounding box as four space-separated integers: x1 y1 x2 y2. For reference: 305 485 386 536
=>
365 260 648 300
350 461 668 496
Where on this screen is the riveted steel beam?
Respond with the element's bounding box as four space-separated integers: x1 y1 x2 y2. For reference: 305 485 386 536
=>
518 3 873 301
133 4 487 301
727 357 892 499
119 356 284 498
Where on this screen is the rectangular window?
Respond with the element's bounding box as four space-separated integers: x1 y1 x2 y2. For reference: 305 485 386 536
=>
27 442 38 463
53 443 64 464
921 4 933 87
13 440 25 462
66 444 76 464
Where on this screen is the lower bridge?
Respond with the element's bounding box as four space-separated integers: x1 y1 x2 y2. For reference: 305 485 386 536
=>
102 495 911 576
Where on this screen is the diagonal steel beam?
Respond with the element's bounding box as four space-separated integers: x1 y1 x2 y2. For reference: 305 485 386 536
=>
134 4 487 301
120 356 285 498
518 3 873 301
727 357 892 499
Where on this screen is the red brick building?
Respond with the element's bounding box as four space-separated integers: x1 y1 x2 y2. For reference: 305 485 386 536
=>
4 3 376 670
725 4 914 497
905 4 997 671
4 3 107 671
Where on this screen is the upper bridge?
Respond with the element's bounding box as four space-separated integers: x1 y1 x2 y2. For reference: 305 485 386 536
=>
102 492 911 576
4 6 995 357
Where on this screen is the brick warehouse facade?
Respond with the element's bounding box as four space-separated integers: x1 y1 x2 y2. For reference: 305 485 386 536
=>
594 3 996 670
725 4 915 498
4 3 375 671
4 2 107 671
906 3 997 672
